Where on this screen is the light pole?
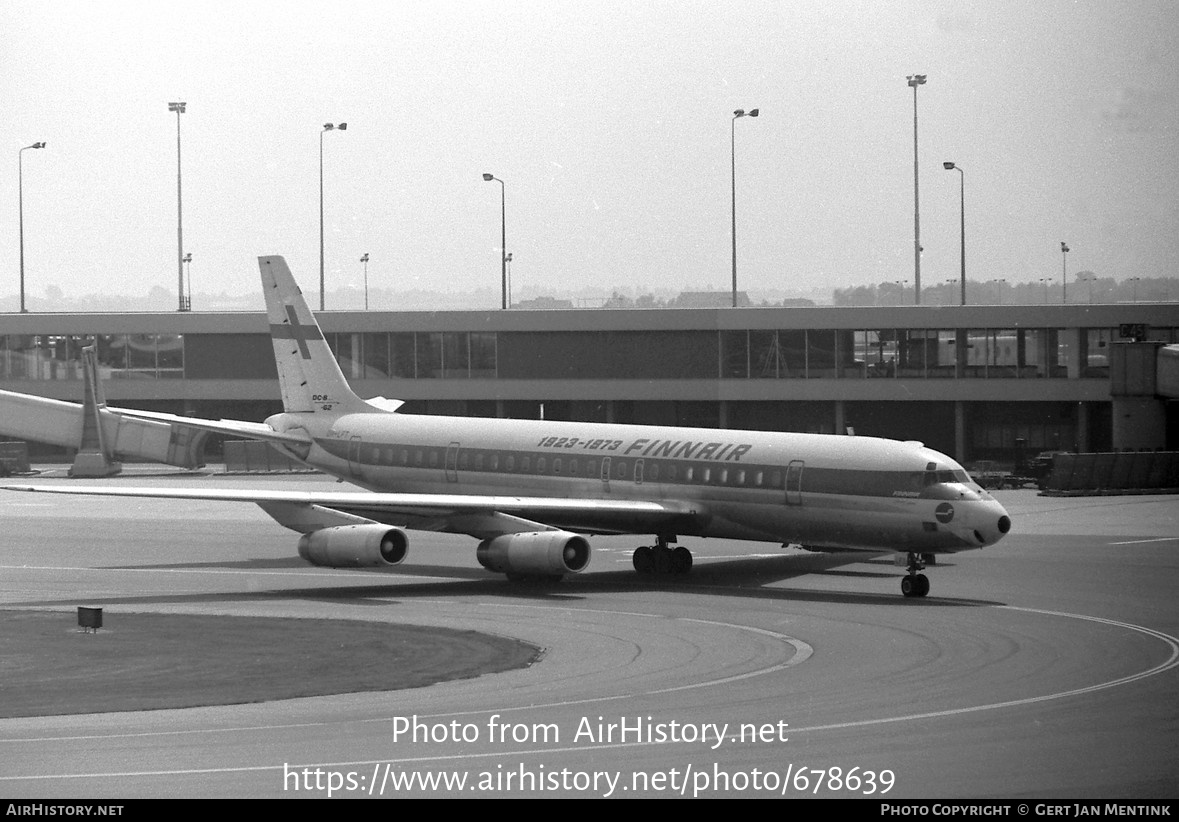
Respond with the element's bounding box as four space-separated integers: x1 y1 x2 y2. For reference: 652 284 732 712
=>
907 74 927 304
319 122 347 311
1060 241 1069 304
168 102 186 312
505 252 513 307
482 173 506 309
1039 277 1050 304
1130 276 1140 302
183 252 192 310
360 252 369 310
943 161 965 305
18 141 46 314
731 107 759 308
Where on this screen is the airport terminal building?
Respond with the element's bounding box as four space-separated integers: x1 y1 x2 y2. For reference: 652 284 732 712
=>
2 301 1177 464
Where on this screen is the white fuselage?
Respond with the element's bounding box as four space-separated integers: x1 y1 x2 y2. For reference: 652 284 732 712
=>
271 411 1012 555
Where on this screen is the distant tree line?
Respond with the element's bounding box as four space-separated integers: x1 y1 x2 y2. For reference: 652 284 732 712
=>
832 275 1177 306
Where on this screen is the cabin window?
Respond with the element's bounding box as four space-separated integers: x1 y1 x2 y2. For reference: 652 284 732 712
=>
755 471 764 486
429 451 439 468
399 449 408 465
459 452 469 469
475 453 484 471
649 462 660 481
537 457 546 473
616 461 627 480
737 470 746 484
668 465 677 481
506 455 515 471
703 467 712 483
553 458 561 474
686 467 695 481
720 468 728 484
521 456 531 473
490 454 500 471
569 458 578 475
414 450 423 466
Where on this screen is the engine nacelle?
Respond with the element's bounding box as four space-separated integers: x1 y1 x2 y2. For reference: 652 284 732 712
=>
298 524 409 568
476 531 591 576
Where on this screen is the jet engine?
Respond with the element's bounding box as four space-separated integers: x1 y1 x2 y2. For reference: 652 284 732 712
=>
476 531 591 576
297 524 409 568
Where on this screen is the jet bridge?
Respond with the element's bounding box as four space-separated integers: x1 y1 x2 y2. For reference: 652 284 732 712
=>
1110 341 1178 451
0 346 208 476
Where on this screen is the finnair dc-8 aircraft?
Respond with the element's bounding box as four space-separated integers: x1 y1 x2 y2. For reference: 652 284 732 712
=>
4 256 1011 598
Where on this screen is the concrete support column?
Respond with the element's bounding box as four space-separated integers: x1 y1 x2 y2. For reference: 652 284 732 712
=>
834 400 846 435
954 400 967 462
717 400 729 429
1061 328 1083 379
955 328 968 377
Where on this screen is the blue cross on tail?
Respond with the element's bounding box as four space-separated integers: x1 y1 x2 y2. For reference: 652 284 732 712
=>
269 304 323 360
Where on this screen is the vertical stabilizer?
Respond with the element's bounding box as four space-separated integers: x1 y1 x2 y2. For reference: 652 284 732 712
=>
258 256 368 415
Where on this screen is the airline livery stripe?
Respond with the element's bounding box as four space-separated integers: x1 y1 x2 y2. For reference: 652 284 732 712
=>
316 438 956 500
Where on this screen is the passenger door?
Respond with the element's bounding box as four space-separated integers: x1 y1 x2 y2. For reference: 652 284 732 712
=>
785 460 804 505
444 441 460 483
347 435 363 479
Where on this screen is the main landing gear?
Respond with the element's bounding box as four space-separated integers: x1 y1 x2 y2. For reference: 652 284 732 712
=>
900 552 930 598
633 536 693 576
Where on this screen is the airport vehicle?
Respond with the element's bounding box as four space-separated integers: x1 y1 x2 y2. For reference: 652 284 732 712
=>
2 257 1011 597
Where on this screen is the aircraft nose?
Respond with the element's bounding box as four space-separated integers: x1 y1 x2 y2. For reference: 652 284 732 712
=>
977 502 1012 545
956 500 1012 548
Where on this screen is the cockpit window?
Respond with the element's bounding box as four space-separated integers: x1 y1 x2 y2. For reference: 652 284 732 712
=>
921 466 972 487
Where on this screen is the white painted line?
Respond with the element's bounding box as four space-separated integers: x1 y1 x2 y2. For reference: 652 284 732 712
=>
1108 537 1179 545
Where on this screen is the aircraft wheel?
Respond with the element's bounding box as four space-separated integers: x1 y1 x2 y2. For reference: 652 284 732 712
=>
671 545 693 574
901 575 918 598
652 546 672 575
632 546 654 574
915 573 930 597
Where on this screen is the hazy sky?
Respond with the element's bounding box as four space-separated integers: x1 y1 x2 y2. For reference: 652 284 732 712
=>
2 0 1177 306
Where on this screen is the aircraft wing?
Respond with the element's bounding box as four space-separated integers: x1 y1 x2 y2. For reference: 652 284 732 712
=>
0 484 708 540
104 407 313 447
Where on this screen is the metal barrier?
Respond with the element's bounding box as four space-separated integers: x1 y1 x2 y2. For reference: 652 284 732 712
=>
1043 451 1179 495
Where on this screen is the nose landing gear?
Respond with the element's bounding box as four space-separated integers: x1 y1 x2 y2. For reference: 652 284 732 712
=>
901 552 930 598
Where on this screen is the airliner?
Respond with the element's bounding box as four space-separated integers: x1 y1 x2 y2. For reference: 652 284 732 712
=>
3 256 1011 598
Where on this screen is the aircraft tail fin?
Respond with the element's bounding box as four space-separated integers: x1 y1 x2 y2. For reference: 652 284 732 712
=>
258 255 371 415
